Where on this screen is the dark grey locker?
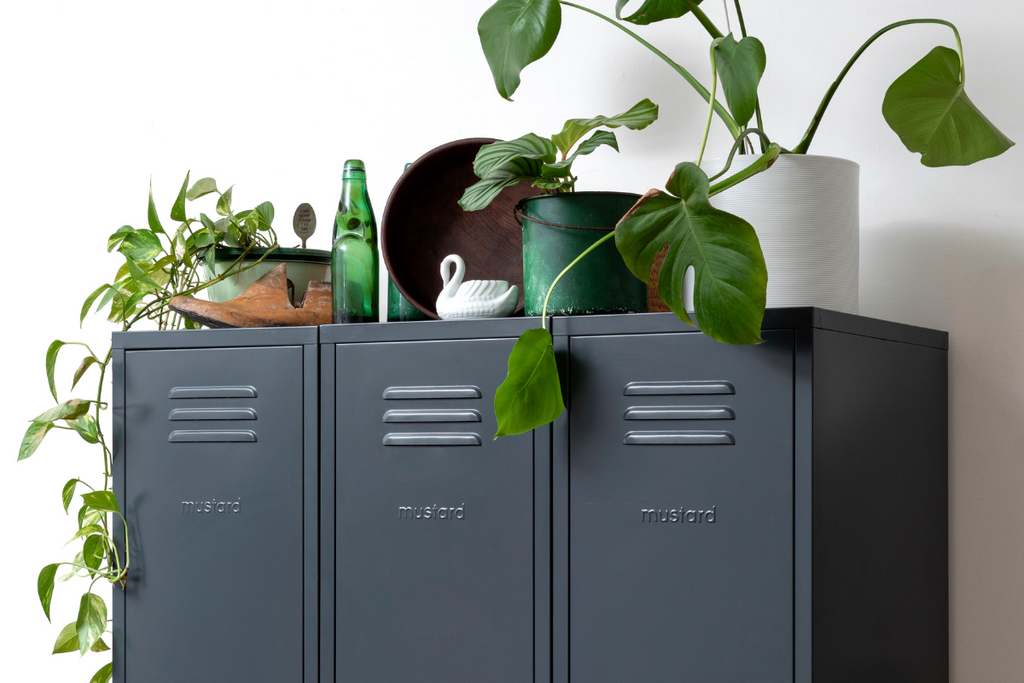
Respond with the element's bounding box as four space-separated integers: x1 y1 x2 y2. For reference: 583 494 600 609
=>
112 327 319 683
567 330 795 683
551 309 949 683
321 318 551 683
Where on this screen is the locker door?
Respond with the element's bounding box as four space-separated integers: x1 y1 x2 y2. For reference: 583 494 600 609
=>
334 338 535 683
123 346 305 683
568 331 794 683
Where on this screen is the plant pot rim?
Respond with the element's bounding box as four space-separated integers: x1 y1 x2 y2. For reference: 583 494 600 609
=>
705 153 860 170
207 246 331 265
518 190 643 205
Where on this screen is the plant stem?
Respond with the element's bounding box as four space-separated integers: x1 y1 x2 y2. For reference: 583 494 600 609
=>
540 230 618 329
560 1 740 139
683 0 723 38
792 18 963 154
698 38 725 167
708 128 774 182
708 142 781 196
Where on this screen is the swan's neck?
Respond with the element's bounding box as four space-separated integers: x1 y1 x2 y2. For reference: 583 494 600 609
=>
440 256 465 299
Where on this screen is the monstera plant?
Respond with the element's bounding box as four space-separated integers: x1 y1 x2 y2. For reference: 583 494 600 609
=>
476 0 1013 437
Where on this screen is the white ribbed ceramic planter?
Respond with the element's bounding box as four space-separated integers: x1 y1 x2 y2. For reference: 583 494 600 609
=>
688 154 860 314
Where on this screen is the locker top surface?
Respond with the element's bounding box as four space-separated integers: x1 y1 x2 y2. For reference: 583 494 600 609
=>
320 308 947 349
113 325 318 349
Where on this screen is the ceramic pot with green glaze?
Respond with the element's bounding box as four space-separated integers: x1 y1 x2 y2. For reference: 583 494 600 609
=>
518 192 648 316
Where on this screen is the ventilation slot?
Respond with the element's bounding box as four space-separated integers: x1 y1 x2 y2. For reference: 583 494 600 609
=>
623 431 735 446
169 408 258 421
624 406 734 421
623 381 734 396
383 432 482 447
383 385 482 400
169 386 258 399
383 409 481 424
169 430 258 443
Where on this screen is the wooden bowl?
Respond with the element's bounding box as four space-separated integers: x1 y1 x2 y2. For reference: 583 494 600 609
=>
382 138 537 319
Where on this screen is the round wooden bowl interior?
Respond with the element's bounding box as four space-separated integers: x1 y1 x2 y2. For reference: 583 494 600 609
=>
382 138 537 319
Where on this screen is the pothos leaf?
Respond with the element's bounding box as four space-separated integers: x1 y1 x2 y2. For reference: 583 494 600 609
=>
216 185 234 216
62 478 81 513
31 399 92 424
147 179 165 235
82 535 105 571
82 490 120 514
80 284 111 326
76 593 107 655
186 177 218 200
882 45 1014 167
494 328 565 437
615 162 767 344
617 0 704 26
37 563 59 622
19 422 52 460
170 171 190 221
71 356 98 391
69 414 100 444
90 663 113 683
478 0 562 100
52 622 111 655
106 225 134 252
714 33 766 128
118 230 164 262
550 98 659 156
45 340 65 402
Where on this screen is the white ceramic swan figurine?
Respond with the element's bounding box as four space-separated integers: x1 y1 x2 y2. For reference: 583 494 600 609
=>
435 254 519 319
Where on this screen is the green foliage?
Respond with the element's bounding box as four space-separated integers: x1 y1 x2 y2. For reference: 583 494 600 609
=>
714 34 765 128
460 99 659 211
478 0 562 99
882 46 1013 167
21 173 283 682
494 328 565 437
615 161 769 345
616 0 705 26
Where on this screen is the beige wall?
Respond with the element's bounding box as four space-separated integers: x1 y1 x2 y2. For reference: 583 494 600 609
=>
1 1 1021 680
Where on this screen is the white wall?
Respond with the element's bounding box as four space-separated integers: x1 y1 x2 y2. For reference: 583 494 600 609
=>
1 1 1020 680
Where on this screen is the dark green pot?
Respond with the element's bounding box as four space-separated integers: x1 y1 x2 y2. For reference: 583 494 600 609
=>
519 192 648 316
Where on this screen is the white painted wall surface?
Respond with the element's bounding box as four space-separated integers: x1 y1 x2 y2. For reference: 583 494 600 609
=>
1 1 1020 680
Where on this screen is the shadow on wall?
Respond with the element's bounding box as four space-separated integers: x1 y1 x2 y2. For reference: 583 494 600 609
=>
861 220 1024 682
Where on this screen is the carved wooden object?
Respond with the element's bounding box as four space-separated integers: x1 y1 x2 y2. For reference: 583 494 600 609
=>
170 263 331 328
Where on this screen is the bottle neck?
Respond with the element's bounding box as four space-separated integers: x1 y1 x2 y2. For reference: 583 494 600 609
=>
334 178 375 242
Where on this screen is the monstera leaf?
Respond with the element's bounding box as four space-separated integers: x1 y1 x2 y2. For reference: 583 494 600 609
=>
882 46 1013 167
615 0 704 26
550 98 659 156
479 0 562 100
494 328 565 437
615 162 767 345
714 34 765 128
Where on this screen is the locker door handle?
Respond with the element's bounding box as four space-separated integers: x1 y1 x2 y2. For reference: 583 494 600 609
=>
169 408 258 421
168 430 258 443
383 385 482 400
623 381 735 396
623 430 735 445
382 432 483 447
383 409 482 423
624 406 735 420
169 385 258 399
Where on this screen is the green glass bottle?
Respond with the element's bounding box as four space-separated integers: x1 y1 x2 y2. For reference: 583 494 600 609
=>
386 163 430 322
331 160 379 323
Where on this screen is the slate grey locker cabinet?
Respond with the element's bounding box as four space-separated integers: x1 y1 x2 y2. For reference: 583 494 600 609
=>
111 327 319 683
550 310 948 683
320 319 551 683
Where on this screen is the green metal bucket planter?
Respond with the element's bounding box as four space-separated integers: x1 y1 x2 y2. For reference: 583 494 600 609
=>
202 247 331 305
518 192 648 316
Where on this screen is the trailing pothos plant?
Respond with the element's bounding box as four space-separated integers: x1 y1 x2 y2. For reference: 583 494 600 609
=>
476 0 1013 437
459 98 659 210
18 174 279 683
